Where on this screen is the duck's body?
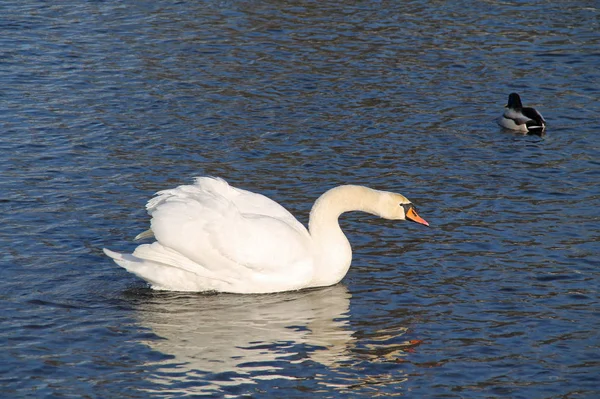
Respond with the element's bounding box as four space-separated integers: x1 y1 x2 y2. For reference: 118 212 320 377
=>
104 177 428 294
497 92 546 133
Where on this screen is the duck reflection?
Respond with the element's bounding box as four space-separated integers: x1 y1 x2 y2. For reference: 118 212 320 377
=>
132 284 354 392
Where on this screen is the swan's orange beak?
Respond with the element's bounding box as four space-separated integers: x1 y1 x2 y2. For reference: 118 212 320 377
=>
406 207 429 226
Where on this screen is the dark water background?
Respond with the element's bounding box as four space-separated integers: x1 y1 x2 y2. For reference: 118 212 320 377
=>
1 1 599 397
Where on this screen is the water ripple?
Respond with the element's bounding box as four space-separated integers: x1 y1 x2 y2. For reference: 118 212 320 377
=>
1 0 599 397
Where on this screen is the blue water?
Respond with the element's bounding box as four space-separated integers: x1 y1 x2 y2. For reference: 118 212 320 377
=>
1 1 599 397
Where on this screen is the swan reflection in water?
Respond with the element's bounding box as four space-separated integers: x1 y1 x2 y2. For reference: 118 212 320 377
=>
132 284 355 394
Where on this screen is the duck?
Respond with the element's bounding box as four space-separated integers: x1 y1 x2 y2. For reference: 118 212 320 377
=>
103 177 429 294
497 92 546 133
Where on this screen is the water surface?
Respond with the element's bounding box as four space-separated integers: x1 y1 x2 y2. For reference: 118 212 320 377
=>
1 1 599 397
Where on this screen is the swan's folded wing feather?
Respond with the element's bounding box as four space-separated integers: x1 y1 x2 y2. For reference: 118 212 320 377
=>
208 213 312 273
109 178 315 292
147 177 305 233
194 177 306 233
103 246 235 291
148 184 313 279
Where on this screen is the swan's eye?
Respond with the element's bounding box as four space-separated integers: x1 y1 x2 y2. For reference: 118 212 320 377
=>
401 203 414 213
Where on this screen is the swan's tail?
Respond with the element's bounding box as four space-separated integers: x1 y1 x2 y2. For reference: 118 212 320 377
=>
103 246 231 291
134 229 154 241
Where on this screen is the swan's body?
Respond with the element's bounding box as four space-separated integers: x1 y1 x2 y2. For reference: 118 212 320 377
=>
104 177 428 294
497 92 546 133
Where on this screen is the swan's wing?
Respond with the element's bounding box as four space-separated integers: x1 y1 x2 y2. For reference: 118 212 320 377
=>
147 178 313 277
103 245 236 291
146 177 305 233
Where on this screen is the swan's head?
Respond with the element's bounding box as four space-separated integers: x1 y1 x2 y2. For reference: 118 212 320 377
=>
377 192 429 226
311 185 429 227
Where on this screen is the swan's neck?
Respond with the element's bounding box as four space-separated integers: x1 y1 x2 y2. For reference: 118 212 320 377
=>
307 185 385 287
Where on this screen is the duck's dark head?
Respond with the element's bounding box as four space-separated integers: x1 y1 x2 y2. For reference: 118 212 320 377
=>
506 92 523 109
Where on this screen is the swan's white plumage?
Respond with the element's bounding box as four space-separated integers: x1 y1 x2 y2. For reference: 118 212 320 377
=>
104 177 428 294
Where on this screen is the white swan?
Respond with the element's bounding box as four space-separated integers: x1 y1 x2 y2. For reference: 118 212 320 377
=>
103 177 429 294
